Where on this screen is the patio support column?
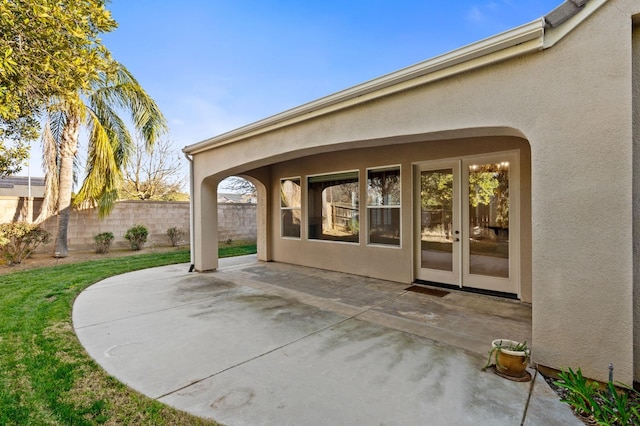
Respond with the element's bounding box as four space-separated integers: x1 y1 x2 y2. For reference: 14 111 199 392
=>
195 177 219 271
256 179 271 262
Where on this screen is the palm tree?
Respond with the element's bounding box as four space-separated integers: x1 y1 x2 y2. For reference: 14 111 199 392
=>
36 64 167 257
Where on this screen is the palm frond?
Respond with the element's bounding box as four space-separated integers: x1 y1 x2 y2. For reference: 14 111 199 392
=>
87 92 134 167
34 112 63 223
44 62 166 220
93 64 167 149
74 107 122 216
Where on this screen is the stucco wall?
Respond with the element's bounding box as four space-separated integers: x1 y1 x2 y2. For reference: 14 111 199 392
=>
0 197 44 223
188 0 639 383
0 197 30 223
632 20 640 382
266 137 531 300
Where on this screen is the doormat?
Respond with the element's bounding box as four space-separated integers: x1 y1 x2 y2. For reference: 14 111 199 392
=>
405 286 450 297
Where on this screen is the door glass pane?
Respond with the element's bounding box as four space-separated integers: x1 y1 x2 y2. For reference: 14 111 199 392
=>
420 169 453 271
468 162 509 278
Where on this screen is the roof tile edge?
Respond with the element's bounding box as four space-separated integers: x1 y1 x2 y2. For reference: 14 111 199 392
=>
543 0 609 47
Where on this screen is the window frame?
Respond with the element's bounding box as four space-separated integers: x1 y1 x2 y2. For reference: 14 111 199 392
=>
280 177 302 239
366 165 402 248
306 169 360 244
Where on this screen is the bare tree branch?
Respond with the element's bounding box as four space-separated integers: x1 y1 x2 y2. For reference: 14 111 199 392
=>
219 176 256 196
121 138 188 201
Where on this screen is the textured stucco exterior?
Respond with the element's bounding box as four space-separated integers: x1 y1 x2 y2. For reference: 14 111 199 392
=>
185 0 639 384
633 18 640 382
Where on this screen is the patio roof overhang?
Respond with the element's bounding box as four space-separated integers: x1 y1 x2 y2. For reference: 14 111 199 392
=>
182 0 606 156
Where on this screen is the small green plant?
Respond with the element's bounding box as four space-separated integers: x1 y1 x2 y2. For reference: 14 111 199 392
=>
483 339 530 370
554 367 640 425
124 224 148 251
0 222 50 265
93 232 115 254
348 218 359 234
167 226 185 247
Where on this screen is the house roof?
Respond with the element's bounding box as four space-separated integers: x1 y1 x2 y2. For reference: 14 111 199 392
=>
217 193 255 204
184 0 606 156
0 176 45 188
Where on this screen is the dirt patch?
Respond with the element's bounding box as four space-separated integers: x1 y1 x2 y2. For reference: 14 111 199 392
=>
0 245 183 276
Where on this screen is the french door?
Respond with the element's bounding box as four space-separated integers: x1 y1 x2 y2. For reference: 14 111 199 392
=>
415 152 519 296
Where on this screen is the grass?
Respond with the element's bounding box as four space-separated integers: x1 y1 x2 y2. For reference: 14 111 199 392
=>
0 245 255 425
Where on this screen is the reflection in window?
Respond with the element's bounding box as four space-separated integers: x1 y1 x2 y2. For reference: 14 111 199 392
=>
468 162 509 278
308 172 359 243
367 167 400 246
281 178 301 238
420 168 454 271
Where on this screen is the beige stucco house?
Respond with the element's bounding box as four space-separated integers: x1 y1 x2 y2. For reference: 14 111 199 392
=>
184 0 640 386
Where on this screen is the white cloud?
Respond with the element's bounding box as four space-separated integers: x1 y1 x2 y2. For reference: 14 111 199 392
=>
466 6 486 23
166 95 252 148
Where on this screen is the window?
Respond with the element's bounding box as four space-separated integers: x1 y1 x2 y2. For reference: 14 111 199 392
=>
308 171 359 243
367 166 400 246
281 178 301 238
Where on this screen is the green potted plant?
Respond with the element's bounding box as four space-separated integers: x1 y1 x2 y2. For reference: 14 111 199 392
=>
484 339 530 378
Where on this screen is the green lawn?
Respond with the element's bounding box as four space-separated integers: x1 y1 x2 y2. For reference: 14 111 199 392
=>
0 245 255 425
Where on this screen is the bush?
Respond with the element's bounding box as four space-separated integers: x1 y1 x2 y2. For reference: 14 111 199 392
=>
0 222 50 265
124 225 148 251
166 226 185 247
93 232 114 254
555 367 640 425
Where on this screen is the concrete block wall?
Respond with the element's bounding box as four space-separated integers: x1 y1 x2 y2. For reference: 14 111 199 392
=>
38 200 190 250
218 203 258 242
0 196 257 251
31 201 256 251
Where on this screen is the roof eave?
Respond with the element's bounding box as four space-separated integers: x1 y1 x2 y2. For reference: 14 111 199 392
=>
185 0 610 155
183 19 546 155
543 0 608 48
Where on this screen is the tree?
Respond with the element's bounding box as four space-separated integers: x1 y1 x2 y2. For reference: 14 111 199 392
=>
35 64 167 257
121 138 188 201
220 176 256 196
0 140 28 177
0 0 116 145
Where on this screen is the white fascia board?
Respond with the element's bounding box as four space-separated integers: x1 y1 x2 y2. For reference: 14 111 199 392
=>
184 19 545 155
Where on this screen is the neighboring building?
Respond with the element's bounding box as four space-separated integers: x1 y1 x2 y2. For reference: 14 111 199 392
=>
217 193 256 204
0 175 45 198
183 0 640 385
0 175 45 223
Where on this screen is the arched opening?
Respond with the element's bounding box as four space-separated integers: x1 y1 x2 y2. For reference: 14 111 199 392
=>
217 175 268 262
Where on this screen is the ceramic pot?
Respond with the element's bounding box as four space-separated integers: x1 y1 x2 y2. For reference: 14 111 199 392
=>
492 339 529 378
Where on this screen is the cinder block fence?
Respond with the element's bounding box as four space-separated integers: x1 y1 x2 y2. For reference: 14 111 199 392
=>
0 198 257 251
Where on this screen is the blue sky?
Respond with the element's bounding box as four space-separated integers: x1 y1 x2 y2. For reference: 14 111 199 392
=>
28 0 562 180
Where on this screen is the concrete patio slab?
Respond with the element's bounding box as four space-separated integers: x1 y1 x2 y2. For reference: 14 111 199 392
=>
73 255 581 425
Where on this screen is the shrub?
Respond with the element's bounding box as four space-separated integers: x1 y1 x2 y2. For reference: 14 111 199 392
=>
124 224 148 251
93 232 115 254
166 226 185 247
555 367 640 425
0 222 50 265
